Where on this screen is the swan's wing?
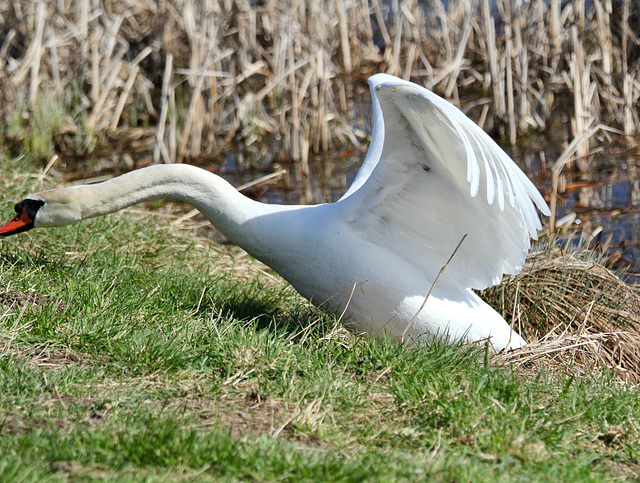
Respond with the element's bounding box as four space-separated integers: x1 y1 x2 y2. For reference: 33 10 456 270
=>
339 74 550 291
339 78 385 199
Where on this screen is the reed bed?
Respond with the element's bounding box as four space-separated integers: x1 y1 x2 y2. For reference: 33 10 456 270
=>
0 0 638 166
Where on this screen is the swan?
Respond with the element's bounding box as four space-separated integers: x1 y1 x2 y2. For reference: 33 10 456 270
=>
0 74 549 350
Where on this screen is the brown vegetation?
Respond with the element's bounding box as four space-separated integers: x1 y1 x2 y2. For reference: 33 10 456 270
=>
488 241 640 383
0 0 638 168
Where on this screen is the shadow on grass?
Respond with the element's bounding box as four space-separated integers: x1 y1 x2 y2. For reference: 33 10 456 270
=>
174 274 329 340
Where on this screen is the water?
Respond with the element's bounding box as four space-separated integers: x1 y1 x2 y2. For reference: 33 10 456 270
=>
549 160 640 276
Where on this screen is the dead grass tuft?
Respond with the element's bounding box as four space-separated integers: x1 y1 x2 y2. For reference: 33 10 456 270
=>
488 243 640 382
0 291 66 314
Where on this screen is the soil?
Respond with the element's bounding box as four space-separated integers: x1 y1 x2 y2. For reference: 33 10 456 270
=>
0 291 66 314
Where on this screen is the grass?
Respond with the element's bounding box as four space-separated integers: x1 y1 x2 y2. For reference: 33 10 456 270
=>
1 160 640 481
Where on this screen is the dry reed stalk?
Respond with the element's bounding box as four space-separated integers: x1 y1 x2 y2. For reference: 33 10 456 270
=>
91 28 100 104
77 0 89 58
371 0 391 48
87 43 127 130
335 0 352 74
401 3 421 78
624 74 635 142
444 12 472 98
27 1 46 105
0 29 15 64
402 235 467 342
360 0 376 54
99 14 125 86
435 1 452 66
10 5 42 90
155 52 174 164
482 0 504 121
109 67 139 133
512 1 530 133
177 70 206 164
168 87 177 162
109 46 152 132
569 26 590 168
389 4 403 77
504 5 516 146
622 0 630 79
594 0 613 84
548 120 599 233
47 27 61 94
548 0 561 65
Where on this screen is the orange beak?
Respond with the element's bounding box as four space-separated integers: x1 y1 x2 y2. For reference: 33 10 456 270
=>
0 207 34 237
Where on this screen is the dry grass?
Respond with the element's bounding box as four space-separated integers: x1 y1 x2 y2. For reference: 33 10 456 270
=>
488 241 640 383
1 0 638 165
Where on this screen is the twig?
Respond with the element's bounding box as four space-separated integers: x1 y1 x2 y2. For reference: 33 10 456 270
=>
401 234 467 342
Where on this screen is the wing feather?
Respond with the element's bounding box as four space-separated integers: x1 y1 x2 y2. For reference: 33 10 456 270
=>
338 74 550 291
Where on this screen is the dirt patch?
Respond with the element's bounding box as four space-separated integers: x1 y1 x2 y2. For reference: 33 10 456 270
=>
0 373 321 444
0 414 68 436
0 291 66 314
7 344 93 370
602 459 640 478
163 389 298 439
49 460 109 480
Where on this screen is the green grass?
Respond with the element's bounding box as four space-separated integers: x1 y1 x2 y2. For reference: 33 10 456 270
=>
1 160 640 481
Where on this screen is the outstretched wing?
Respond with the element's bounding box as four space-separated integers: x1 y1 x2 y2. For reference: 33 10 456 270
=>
338 74 550 291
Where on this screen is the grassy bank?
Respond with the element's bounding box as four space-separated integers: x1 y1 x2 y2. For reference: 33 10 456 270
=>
1 159 640 481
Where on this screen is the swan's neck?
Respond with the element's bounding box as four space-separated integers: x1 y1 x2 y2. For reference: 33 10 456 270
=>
35 164 281 247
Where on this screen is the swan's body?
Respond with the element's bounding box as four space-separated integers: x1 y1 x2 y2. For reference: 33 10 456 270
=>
1 74 550 350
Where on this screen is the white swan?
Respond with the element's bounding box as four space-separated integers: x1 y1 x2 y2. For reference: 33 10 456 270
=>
0 74 549 350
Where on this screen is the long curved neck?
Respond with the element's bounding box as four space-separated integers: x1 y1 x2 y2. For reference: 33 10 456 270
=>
44 164 279 246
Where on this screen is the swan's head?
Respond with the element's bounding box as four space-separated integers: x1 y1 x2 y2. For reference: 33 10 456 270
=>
0 199 45 237
0 192 83 237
